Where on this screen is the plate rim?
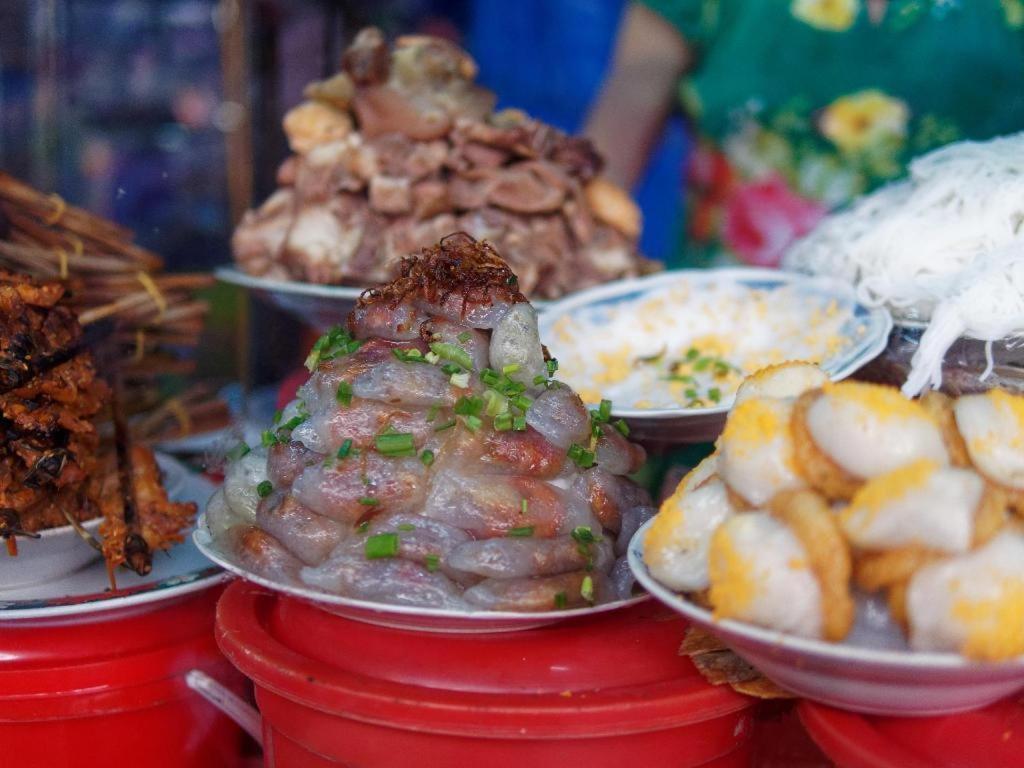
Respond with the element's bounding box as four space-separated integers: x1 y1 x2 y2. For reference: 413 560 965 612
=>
627 519 1024 671
0 454 229 620
194 517 647 624
539 267 894 420
215 266 366 300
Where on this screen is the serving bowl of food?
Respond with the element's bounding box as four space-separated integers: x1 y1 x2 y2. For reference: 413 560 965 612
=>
784 132 1024 399
225 28 655 330
198 235 653 631
538 269 892 443
630 364 1024 715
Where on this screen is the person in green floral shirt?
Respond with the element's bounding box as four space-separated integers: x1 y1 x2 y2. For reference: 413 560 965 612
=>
586 0 1024 268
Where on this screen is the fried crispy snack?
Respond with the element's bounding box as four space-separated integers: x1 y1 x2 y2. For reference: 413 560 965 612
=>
769 489 855 642
96 444 197 576
791 389 863 500
679 627 795 700
920 391 970 468
0 271 109 544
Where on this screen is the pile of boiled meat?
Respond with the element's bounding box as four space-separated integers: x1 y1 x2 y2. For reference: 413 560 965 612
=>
232 28 654 300
209 235 654 611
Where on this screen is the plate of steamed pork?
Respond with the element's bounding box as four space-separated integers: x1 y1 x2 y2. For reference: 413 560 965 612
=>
197 234 653 631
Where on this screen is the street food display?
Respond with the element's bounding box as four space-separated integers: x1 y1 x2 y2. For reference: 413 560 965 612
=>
784 133 1024 397
232 28 654 299
208 235 654 612
644 363 1024 662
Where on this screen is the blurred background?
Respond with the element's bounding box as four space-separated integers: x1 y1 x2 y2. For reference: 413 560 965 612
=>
0 0 687 384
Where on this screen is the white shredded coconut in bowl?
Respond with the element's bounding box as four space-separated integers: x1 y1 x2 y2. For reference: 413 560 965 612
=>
783 133 1024 396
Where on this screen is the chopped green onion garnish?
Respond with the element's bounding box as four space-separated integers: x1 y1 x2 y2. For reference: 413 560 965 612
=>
568 443 596 469
554 591 568 610
463 414 483 432
365 532 399 559
256 480 273 498
226 442 250 461
279 414 307 432
512 415 527 432
454 395 484 417
708 387 722 403
430 342 474 371
481 368 500 387
397 523 415 532
336 381 353 407
337 439 353 460
261 430 280 448
450 371 470 388
426 404 440 422
502 364 520 375
520 498 528 516
305 326 363 371
420 449 435 466
494 413 513 431
483 389 509 417
457 331 471 343
393 348 425 363
507 526 534 538
358 496 379 506
581 575 595 603
613 419 630 437
425 351 440 364
693 357 711 372
598 399 612 422
510 394 532 412
571 526 597 544
272 409 283 425
356 521 370 533
685 347 700 361
425 554 441 572
684 388 698 400
533 375 547 386
666 374 697 384
434 419 457 432
546 358 559 376
375 431 416 457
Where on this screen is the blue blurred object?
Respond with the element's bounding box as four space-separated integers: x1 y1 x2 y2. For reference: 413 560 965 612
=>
467 0 687 263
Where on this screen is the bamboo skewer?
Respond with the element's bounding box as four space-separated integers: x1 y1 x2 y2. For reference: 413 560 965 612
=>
0 170 230 444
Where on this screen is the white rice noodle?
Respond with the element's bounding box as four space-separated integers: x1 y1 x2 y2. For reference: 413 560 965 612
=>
783 133 1024 395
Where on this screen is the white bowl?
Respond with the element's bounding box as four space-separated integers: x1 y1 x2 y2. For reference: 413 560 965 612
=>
0 516 104 590
627 520 1024 715
539 268 893 444
194 516 647 634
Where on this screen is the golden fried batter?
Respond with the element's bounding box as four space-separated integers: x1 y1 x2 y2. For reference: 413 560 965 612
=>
769 489 855 642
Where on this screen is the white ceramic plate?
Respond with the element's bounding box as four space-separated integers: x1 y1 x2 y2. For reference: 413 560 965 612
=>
539 269 893 444
216 267 365 332
194 517 647 634
217 266 552 332
0 516 104 589
0 454 229 620
628 520 1024 716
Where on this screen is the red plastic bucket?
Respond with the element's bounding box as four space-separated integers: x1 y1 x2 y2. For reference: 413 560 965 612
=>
217 581 756 767
0 585 246 768
798 696 1024 768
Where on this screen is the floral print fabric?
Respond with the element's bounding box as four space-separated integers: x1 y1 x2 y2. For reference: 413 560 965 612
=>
641 0 1024 267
